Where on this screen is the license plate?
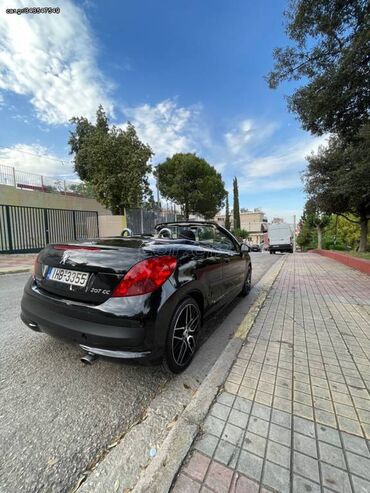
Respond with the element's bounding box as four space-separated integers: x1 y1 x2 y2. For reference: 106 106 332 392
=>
48 267 89 287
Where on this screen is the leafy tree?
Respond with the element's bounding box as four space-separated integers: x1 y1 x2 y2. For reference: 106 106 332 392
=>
155 153 227 219
68 182 95 198
304 125 370 251
323 214 363 250
267 0 370 139
297 216 315 251
304 198 331 249
232 228 249 240
69 106 153 214
233 177 241 230
225 193 231 230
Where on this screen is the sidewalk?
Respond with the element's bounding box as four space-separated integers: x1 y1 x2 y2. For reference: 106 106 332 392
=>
172 253 370 493
0 253 35 274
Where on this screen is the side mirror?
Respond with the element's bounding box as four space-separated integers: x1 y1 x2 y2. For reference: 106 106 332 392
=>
241 244 250 253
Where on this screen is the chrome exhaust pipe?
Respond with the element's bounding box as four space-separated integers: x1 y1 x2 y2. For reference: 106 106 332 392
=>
80 352 99 365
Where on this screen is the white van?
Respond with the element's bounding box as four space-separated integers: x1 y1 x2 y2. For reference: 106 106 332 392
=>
268 223 293 254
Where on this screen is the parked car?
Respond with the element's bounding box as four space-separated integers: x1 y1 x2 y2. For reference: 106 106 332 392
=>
249 244 261 252
21 221 252 373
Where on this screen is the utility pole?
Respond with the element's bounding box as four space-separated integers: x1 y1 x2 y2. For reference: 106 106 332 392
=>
293 214 296 253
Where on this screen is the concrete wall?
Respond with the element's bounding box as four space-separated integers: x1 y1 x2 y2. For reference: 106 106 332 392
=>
0 185 111 215
98 215 127 237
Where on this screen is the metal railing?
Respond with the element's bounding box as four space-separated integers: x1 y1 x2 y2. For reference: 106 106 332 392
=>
0 204 99 253
0 164 88 197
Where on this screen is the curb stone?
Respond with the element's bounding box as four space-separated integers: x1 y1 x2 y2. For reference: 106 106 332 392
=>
133 255 286 493
0 268 32 275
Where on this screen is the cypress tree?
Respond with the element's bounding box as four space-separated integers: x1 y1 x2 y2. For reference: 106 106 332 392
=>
233 177 241 230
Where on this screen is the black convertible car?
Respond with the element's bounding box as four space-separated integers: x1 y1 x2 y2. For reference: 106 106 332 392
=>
21 221 252 373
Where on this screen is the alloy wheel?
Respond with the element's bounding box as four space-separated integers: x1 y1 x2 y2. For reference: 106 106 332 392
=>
171 303 200 367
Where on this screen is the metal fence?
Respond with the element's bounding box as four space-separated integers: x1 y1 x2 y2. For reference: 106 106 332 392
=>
0 205 99 253
0 164 88 197
126 208 178 234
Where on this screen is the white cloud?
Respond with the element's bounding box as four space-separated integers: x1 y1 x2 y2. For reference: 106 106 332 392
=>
123 99 203 161
0 144 74 177
243 135 328 179
225 119 278 155
0 0 113 124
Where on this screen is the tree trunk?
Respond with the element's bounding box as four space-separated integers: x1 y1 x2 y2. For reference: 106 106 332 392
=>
359 216 368 252
316 225 322 249
184 202 189 220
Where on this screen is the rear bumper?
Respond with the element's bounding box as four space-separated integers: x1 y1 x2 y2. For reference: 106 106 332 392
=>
20 278 162 360
269 244 292 252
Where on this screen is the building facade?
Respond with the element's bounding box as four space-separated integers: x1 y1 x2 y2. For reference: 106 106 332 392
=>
215 208 268 244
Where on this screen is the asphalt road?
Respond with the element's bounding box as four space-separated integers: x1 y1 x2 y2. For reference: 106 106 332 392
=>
0 252 279 493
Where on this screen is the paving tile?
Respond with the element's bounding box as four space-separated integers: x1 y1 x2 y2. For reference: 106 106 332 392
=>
294 416 316 438
331 391 353 406
321 463 352 492
172 473 201 493
269 423 291 447
217 392 236 407
357 408 370 424
312 385 332 400
293 474 321 493
313 397 334 413
266 441 291 468
319 442 346 469
346 452 370 480
337 415 363 436
334 402 359 420
228 408 249 429
238 386 256 400
243 431 267 458
294 401 314 420
251 402 271 421
274 385 292 400
293 451 320 483
362 423 370 439
233 396 253 414
236 450 263 482
203 415 225 437
341 432 370 457
294 431 318 458
248 416 269 438
194 433 219 457
222 423 244 446
210 402 231 421
315 408 338 428
229 474 259 493
351 475 370 493
225 381 239 395
204 461 234 493
273 395 292 412
317 425 342 447
214 439 237 467
262 460 290 493
271 409 291 429
183 452 211 482
254 390 273 406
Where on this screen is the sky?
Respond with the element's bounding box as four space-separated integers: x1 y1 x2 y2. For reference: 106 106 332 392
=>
0 0 327 221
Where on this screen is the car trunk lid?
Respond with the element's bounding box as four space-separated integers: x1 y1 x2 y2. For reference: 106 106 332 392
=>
35 238 150 304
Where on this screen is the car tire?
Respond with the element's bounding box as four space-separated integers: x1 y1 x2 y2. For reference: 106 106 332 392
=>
239 266 252 297
163 297 201 374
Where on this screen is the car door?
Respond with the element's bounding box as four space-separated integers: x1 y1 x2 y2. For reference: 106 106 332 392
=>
212 229 246 298
196 226 227 306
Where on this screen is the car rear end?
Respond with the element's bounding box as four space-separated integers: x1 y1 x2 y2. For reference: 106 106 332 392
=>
21 240 178 361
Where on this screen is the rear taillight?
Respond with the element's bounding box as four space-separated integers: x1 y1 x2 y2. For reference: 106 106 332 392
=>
112 256 177 297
